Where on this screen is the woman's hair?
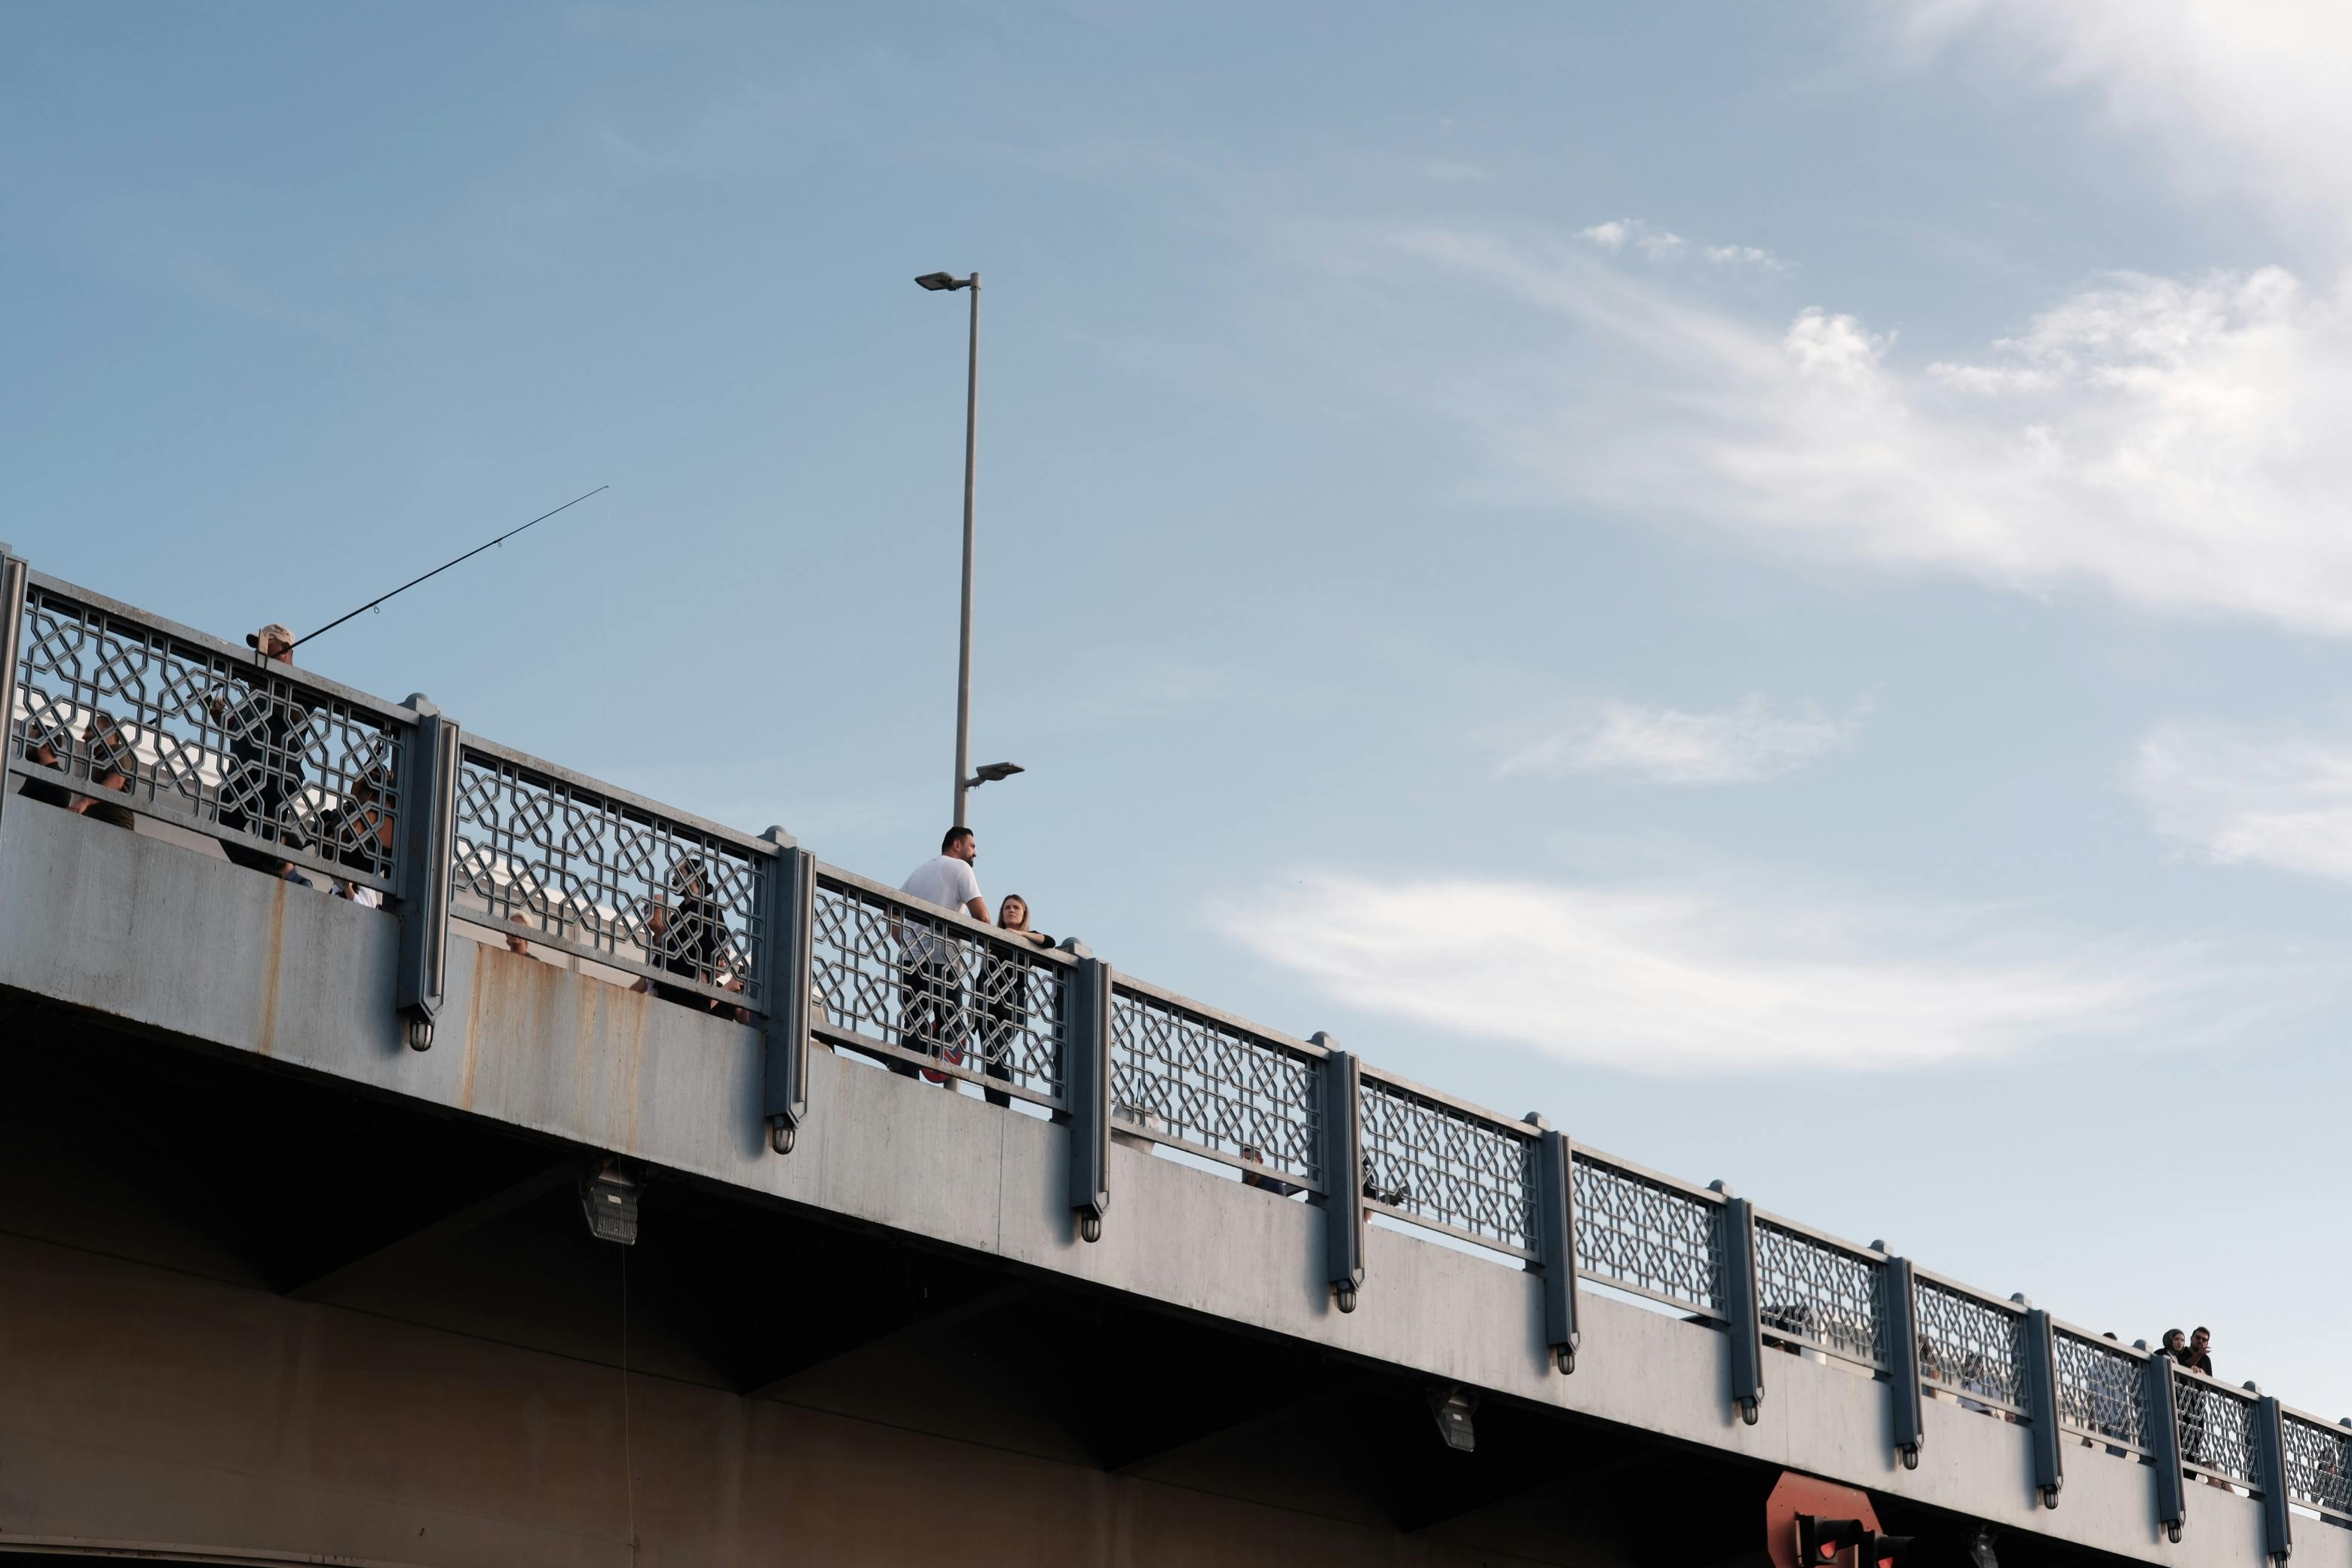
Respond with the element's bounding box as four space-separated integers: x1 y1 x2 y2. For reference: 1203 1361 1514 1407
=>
998 894 1028 927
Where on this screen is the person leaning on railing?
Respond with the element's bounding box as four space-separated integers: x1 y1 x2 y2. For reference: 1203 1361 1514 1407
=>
2172 1326 2232 1489
630 854 750 1023
894 826 988 1086
11 713 132 828
314 764 394 908
75 712 137 830
1238 1143 1303 1199
207 622 314 884
974 893 1053 1107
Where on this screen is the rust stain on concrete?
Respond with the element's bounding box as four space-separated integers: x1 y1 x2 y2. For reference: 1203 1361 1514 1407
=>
619 1001 646 1151
254 877 287 1057
458 958 488 1112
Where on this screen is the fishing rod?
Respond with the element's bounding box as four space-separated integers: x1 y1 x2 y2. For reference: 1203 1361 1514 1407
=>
285 485 609 655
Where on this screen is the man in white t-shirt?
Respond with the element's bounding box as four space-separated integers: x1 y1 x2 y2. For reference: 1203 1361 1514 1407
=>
896 827 988 1082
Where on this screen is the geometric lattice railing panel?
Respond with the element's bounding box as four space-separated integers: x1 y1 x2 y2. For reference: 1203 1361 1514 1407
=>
451 744 761 1009
2176 1377 2259 1490
810 873 1064 1106
2053 1329 2147 1453
1358 1075 1536 1255
1916 1279 2026 1415
1755 1219 1883 1367
1109 982 1321 1191
1571 1153 1722 1317
2282 1410 2352 1519
11 578 408 893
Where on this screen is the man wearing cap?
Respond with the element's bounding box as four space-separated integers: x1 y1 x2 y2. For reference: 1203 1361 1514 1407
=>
210 623 313 880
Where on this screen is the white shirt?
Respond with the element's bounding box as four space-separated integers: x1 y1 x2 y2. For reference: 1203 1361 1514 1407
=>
901 854 982 915
899 854 982 965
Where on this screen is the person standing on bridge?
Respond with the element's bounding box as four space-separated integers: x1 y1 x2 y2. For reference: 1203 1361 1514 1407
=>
975 893 1053 1107
210 623 314 885
897 827 988 1086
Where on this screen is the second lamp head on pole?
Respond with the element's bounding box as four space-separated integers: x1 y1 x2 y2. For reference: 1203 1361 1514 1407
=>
914 271 975 292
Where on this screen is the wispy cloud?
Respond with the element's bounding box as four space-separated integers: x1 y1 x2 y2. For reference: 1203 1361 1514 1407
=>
1707 243 1789 272
1581 217 1684 259
1228 871 2289 1073
2134 721 2352 881
1384 228 2352 638
1580 219 1787 271
1505 696 1863 785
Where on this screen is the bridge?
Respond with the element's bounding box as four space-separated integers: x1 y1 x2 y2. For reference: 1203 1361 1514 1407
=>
0 542 2341 1566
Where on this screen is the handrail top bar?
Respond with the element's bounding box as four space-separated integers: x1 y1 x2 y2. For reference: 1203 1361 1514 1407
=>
23 568 424 726
2172 1362 2260 1397
2277 1396 2347 1431
1109 971 1328 1059
2049 1315 2152 1361
1751 1207 1888 1264
813 860 1080 967
1358 1061 1537 1143
1568 1139 1728 1208
460 733 773 858
1911 1263 2030 1315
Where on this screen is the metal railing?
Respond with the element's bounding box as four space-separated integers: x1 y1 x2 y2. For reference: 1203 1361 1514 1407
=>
810 864 1070 1109
1108 978 1325 1193
1754 1216 1885 1370
2280 1404 2352 1524
451 737 765 1012
2179 1369 2263 1490
2053 1325 2149 1455
4 553 2334 1559
1914 1272 2029 1418
1358 1070 1536 1257
7 571 415 896
1570 1150 1724 1318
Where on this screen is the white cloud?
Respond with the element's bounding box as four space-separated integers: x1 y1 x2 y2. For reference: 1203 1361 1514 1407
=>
2134 721 2352 881
1387 228 2352 637
1580 217 1684 259
1228 872 2282 1073
1505 696 1861 785
1900 1 2352 239
1707 243 1788 272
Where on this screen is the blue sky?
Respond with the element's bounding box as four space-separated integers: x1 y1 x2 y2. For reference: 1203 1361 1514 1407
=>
11 2 2352 1413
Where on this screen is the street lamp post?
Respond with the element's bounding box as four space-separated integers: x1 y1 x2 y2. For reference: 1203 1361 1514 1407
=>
915 270 1021 828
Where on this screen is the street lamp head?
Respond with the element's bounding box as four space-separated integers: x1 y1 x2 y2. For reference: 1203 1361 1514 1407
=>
968 761 1024 787
914 271 969 292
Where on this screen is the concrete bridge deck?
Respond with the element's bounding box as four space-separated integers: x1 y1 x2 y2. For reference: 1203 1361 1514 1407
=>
0 796 2308 1567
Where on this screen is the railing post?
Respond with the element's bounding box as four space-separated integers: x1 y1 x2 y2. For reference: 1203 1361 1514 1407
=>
1530 1121 1578 1374
2020 1302 2064 1508
2140 1340 2188 1543
0 546 25 844
1062 944 1110 1244
1315 1034 1364 1313
1878 1251 1925 1468
393 703 458 1052
2254 1390 2292 1563
1713 1182 1763 1425
758 831 814 1156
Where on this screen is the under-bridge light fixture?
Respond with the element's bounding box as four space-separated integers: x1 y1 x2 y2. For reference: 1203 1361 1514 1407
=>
580 1158 642 1246
1428 1386 1478 1453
